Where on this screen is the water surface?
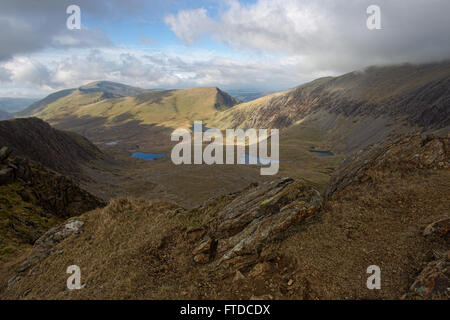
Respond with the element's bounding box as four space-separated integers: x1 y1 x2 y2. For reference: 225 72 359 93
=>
131 152 167 161
310 150 334 157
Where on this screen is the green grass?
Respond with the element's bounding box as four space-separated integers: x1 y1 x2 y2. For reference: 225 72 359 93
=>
0 184 62 259
32 87 234 129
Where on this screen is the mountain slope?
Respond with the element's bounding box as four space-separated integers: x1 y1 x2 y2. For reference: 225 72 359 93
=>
19 81 147 117
1 133 448 299
0 118 105 177
212 61 450 152
22 83 238 127
0 147 105 263
20 83 240 144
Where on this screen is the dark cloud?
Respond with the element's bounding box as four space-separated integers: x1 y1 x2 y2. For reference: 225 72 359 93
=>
165 0 450 74
2 0 450 95
0 0 182 61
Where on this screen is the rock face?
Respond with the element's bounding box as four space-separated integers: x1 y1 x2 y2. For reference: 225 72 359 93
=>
8 220 85 289
404 217 449 299
0 146 105 260
0 146 105 217
192 178 322 268
326 134 450 197
18 220 84 273
214 62 450 153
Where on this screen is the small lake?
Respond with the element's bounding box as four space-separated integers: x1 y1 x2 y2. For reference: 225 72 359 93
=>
239 153 279 165
105 141 119 146
310 150 334 157
131 152 167 161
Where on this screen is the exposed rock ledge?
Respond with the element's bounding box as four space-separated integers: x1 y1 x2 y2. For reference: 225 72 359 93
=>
192 178 322 269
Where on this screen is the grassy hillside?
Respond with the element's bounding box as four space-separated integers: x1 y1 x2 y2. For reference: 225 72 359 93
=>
24 83 239 132
19 81 146 117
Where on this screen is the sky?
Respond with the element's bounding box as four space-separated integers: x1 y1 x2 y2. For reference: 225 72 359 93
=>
0 0 450 98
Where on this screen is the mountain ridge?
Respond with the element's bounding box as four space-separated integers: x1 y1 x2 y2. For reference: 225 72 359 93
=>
18 84 240 145
0 118 106 177
211 61 450 152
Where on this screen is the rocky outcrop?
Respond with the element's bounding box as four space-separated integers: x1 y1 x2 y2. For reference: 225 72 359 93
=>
0 146 105 217
404 217 449 299
8 220 85 289
326 134 449 197
192 178 322 269
215 62 450 154
406 252 449 299
0 146 105 262
0 147 14 184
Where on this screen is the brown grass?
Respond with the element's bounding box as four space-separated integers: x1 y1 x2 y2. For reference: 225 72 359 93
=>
1 168 448 300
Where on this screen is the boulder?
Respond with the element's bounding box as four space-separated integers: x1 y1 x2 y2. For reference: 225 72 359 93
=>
15 220 85 275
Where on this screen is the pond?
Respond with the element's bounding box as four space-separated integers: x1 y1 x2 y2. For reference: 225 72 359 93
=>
105 141 119 146
310 150 334 157
131 152 167 161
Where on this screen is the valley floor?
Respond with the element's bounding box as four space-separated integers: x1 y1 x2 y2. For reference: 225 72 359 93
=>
78 126 342 208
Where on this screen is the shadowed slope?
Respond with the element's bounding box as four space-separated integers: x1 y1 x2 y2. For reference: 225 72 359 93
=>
0 118 105 177
212 61 450 152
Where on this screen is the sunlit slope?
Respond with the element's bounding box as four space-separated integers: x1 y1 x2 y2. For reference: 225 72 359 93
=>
72 87 237 127
209 77 332 129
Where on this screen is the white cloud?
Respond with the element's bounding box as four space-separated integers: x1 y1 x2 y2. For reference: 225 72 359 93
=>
0 48 308 96
164 0 450 74
2 0 450 97
4 57 54 89
165 8 215 45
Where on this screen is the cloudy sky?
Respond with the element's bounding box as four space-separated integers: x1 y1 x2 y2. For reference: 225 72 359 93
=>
1 0 450 97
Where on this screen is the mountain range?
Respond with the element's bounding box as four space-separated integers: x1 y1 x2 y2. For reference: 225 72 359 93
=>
0 61 448 300
17 61 450 154
213 61 450 152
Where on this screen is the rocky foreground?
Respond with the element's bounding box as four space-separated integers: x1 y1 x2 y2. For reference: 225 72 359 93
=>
0 134 448 299
0 146 105 268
